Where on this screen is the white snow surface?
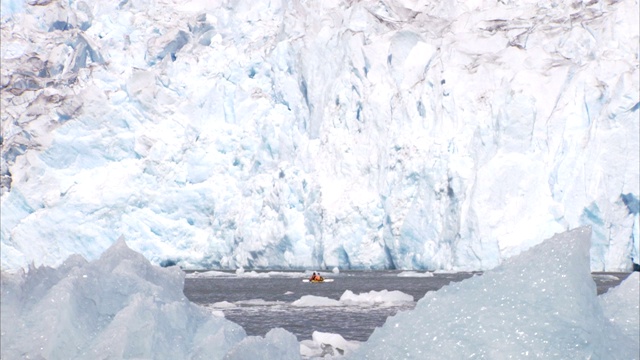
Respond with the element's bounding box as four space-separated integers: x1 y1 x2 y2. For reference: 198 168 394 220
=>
1 0 639 271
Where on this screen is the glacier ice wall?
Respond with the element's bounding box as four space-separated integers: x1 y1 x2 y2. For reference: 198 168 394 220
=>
1 0 639 271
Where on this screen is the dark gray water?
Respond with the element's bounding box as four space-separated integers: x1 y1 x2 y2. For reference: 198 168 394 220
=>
183 271 631 342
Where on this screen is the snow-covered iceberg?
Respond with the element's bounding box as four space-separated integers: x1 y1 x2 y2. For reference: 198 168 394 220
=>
1 0 639 272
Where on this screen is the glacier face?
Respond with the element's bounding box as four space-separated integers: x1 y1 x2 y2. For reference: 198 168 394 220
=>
1 0 638 271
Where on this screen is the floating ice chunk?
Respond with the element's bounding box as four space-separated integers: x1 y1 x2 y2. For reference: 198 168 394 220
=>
238 271 270 278
265 271 308 278
333 267 340 274
0 236 247 359
397 270 433 277
212 301 237 309
187 270 233 278
599 272 639 351
299 340 321 358
236 267 245 275
313 331 360 353
224 328 300 360
292 295 342 307
339 289 413 306
592 274 620 282
300 331 361 358
432 269 460 274
210 310 225 317
235 299 285 307
353 227 639 359
291 289 413 308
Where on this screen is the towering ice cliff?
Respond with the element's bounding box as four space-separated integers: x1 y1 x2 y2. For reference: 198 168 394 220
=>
1 0 638 271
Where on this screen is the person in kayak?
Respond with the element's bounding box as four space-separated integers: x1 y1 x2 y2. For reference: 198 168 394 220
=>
309 272 323 281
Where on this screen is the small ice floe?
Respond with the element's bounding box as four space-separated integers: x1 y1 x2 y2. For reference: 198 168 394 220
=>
186 270 231 278
235 271 269 278
265 271 307 278
224 328 300 360
593 274 620 281
339 289 414 306
433 269 460 274
235 299 272 306
397 270 434 277
292 295 342 307
299 331 360 358
291 289 413 308
210 310 225 318
211 301 237 309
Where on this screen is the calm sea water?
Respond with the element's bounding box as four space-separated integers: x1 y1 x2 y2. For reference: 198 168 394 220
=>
182 271 631 342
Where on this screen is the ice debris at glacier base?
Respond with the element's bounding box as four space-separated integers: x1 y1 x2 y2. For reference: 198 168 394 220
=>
1 228 639 359
353 227 639 359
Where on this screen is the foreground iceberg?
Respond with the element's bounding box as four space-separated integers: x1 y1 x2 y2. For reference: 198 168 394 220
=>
352 227 639 359
0 237 293 359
